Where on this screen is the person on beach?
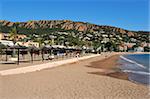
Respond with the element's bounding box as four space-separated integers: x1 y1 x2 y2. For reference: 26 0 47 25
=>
105 54 108 58
76 52 80 58
48 54 54 60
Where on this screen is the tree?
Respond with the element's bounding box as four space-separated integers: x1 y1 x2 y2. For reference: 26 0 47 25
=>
9 27 18 44
9 27 19 57
35 37 44 47
56 36 65 45
92 41 101 51
111 41 119 52
132 45 138 51
105 42 112 51
144 46 150 52
0 42 6 52
0 42 6 58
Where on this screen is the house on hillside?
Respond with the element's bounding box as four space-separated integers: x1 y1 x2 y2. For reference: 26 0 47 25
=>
134 46 144 52
0 40 14 46
0 33 27 41
16 41 40 48
118 44 127 52
0 33 9 40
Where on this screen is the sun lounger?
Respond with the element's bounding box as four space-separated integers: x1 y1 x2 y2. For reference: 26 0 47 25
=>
9 57 18 62
46 55 55 60
0 61 16 64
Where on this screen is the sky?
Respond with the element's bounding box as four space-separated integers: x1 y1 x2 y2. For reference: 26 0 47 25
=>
0 0 149 31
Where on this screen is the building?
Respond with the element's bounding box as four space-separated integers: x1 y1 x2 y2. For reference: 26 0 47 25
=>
125 43 136 49
0 33 27 41
0 33 9 40
118 45 127 52
0 40 14 46
102 34 108 37
16 34 27 41
141 42 150 47
16 41 40 48
135 47 144 52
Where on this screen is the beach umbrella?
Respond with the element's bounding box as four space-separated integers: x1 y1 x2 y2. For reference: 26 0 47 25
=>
8 45 28 65
28 46 40 62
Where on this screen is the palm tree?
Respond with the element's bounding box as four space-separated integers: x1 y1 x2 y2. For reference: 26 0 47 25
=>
49 35 56 45
0 42 5 59
9 27 18 57
36 37 44 47
56 36 65 45
9 27 18 45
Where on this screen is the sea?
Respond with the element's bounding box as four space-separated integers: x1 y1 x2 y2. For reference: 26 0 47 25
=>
119 54 150 85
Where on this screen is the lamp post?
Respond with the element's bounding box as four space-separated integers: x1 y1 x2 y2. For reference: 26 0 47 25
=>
17 48 20 65
82 46 86 55
5 48 8 61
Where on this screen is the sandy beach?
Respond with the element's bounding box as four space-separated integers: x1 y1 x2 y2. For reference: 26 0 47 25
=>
0 53 149 99
87 54 129 80
0 54 83 71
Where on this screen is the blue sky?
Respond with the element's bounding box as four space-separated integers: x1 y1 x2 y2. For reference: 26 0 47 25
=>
0 0 149 31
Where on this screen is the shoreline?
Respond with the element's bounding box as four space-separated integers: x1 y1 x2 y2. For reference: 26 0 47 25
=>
87 53 150 86
87 54 130 81
0 52 148 75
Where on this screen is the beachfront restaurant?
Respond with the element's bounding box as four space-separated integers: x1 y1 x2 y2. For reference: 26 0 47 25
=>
0 44 85 65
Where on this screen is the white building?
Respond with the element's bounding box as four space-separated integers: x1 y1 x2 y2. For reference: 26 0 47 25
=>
0 40 14 46
16 41 40 48
135 47 144 52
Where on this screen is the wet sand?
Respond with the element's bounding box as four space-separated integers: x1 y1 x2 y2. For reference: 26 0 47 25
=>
0 53 149 99
87 55 129 80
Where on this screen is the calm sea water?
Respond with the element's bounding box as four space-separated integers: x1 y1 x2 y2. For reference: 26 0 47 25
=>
119 54 150 85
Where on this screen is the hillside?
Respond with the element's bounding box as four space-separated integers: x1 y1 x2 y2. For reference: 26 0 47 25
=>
0 20 143 35
0 20 149 51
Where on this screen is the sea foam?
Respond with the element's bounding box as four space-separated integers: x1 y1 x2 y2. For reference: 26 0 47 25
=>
120 55 146 69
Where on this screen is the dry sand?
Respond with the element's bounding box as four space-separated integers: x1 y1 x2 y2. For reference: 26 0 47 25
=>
0 54 75 71
0 54 86 71
0 53 149 99
0 54 92 71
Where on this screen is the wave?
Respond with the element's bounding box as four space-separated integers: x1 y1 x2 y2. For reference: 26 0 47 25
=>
123 70 150 75
120 55 146 69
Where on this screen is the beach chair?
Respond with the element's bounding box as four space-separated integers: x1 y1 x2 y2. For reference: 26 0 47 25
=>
9 57 18 62
48 55 55 60
0 57 17 64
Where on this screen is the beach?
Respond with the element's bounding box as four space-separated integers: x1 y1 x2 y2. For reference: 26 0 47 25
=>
87 54 129 80
0 53 149 99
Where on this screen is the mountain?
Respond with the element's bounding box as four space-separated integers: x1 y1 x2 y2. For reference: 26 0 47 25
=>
0 20 148 37
0 20 149 51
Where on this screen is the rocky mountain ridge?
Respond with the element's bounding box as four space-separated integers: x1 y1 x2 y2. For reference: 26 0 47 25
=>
0 20 146 37
0 20 149 52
